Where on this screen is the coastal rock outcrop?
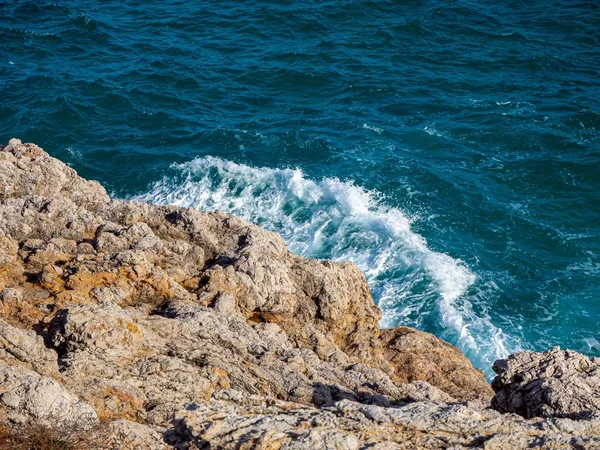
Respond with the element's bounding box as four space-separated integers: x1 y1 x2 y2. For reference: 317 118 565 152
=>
171 394 600 449
492 346 600 419
1 139 600 449
381 326 494 402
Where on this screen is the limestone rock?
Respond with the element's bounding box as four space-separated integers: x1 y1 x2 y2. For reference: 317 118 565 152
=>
0 140 386 374
492 346 600 419
170 393 600 449
381 326 493 402
0 319 59 376
0 138 109 209
50 302 147 357
108 419 168 450
0 365 96 427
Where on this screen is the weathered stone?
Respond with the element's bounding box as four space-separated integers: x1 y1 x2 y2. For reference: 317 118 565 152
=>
381 326 493 402
0 365 96 427
108 419 168 450
492 346 600 419
170 393 600 449
0 289 21 303
50 302 147 357
0 319 59 375
0 138 109 209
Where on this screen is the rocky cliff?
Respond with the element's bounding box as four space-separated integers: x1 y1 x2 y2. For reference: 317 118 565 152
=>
1 139 599 449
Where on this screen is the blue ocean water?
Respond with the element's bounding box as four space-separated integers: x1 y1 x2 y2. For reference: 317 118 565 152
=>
1 0 599 375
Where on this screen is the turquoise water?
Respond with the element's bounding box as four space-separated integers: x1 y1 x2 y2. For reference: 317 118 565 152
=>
1 1 599 375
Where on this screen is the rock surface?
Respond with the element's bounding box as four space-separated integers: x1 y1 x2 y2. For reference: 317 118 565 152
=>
381 326 494 402
0 365 97 427
492 346 600 419
1 139 599 449
171 394 600 449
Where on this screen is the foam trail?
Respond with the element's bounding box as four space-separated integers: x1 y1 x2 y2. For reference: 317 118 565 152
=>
135 156 511 373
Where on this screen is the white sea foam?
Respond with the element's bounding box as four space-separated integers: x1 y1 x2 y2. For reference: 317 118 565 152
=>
424 126 443 137
136 156 511 372
584 337 600 352
363 123 384 134
66 146 82 161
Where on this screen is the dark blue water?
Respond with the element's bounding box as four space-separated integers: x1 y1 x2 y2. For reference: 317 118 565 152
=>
2 0 599 375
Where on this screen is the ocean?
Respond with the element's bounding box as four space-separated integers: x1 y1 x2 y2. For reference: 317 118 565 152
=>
1 0 599 376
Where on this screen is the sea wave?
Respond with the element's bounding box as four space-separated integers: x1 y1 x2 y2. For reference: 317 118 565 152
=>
135 156 512 373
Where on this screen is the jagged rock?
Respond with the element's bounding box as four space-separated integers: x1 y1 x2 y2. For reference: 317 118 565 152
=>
0 138 109 209
492 346 600 419
0 319 59 376
380 326 494 402
50 302 148 357
0 365 96 427
46 300 450 427
170 392 600 449
0 140 386 372
108 419 167 450
0 288 21 303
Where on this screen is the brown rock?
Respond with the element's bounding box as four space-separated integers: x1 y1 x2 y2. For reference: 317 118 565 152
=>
380 326 493 402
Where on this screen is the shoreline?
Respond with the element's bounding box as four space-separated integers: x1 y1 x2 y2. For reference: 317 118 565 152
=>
1 139 600 449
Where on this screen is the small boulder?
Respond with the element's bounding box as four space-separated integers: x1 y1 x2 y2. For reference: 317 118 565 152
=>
0 365 96 427
0 319 59 375
492 346 600 418
380 326 493 402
